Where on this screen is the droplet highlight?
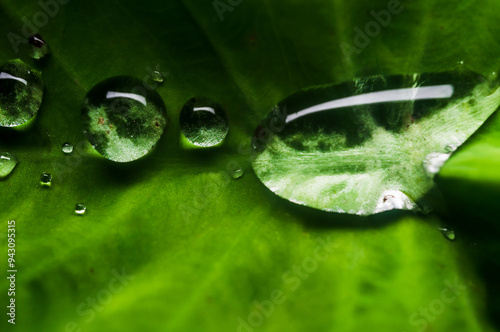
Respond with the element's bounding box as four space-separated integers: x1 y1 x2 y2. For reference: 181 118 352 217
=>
62 142 74 154
81 76 167 162
180 97 229 147
0 59 43 127
0 152 19 179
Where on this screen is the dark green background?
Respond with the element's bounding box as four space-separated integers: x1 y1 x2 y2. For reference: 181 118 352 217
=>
1 0 500 331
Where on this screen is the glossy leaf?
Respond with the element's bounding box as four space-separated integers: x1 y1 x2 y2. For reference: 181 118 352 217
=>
0 1 499 332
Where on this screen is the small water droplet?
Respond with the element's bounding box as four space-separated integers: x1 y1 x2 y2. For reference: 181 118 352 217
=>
152 71 164 83
445 144 458 153
457 60 465 66
40 172 52 186
423 152 450 176
439 227 456 241
81 76 167 162
29 34 49 60
75 203 86 215
180 97 229 147
0 59 44 127
62 142 74 154
231 167 244 179
0 152 19 179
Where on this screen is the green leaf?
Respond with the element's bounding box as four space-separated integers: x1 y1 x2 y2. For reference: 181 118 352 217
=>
0 0 499 331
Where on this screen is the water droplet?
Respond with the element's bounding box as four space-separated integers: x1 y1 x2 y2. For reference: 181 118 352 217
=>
40 172 52 186
457 60 465 66
445 143 458 153
231 167 244 179
251 71 500 215
0 152 19 179
81 76 167 162
152 71 164 83
62 142 74 154
29 34 49 60
0 59 43 127
75 203 86 215
180 97 229 147
439 227 456 241
423 152 450 176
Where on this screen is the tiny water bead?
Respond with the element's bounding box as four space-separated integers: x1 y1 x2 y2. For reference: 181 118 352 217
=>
0 59 43 127
152 71 164 83
75 203 86 215
251 71 500 215
29 34 49 60
231 167 244 179
180 97 229 147
40 172 52 186
61 142 74 154
81 76 168 162
0 152 19 179
445 144 458 153
439 228 456 241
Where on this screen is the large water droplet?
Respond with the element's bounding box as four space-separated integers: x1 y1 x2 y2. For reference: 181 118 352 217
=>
62 142 74 154
29 34 49 60
251 71 500 215
180 97 229 147
81 76 167 162
0 59 43 127
439 227 456 241
75 203 86 215
40 172 52 186
0 152 19 179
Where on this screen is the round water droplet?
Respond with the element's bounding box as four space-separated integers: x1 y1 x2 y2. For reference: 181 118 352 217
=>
29 34 49 60
152 71 164 83
231 167 244 179
180 97 229 147
439 227 456 241
81 76 167 162
62 142 74 154
40 172 52 186
0 152 19 179
0 59 43 127
75 203 86 215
